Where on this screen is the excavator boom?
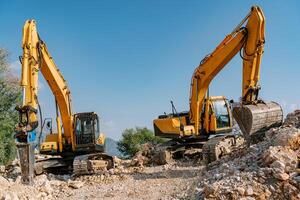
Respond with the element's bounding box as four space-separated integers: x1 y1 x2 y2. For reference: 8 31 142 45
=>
153 6 283 163
17 20 73 146
189 27 247 133
15 20 111 184
188 6 283 139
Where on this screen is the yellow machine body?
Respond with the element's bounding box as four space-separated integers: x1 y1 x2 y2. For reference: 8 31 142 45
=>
154 96 233 137
153 6 283 139
17 20 107 155
15 20 114 181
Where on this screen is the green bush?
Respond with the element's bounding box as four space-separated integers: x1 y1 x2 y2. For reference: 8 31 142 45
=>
117 127 164 158
0 49 21 165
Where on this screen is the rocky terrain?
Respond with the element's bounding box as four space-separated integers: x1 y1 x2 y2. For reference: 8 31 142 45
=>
0 110 299 200
192 110 300 200
0 159 202 200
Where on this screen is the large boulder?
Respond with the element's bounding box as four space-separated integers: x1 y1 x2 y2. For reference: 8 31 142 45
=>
0 176 9 187
262 146 297 173
130 143 172 166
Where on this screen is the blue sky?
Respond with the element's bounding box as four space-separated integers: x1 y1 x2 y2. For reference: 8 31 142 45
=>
1 1 300 139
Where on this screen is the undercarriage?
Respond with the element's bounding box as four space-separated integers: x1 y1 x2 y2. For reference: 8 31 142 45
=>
33 152 114 176
154 133 245 165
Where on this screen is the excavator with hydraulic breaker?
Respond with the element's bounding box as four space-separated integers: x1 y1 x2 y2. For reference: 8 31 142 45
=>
14 20 113 184
153 6 283 163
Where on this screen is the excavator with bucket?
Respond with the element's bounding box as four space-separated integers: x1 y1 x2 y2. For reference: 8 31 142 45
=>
14 20 113 184
153 6 283 163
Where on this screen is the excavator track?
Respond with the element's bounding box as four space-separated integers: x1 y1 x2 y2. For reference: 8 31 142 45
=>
73 153 114 175
202 135 245 164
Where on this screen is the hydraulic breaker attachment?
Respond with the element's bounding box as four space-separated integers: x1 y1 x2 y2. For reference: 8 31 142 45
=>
14 105 38 185
16 142 35 184
233 101 283 144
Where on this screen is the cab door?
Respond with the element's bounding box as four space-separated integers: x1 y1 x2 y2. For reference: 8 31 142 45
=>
203 99 216 133
74 113 98 151
211 98 232 133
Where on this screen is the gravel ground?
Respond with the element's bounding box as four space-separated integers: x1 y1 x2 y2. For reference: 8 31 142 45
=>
0 160 204 200
2 110 300 200
56 162 203 200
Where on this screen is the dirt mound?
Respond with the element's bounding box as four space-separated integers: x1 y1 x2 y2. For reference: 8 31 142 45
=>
2 110 300 199
194 111 300 200
284 110 300 128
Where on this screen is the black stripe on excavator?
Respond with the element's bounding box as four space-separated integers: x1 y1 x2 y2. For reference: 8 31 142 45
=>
158 111 189 119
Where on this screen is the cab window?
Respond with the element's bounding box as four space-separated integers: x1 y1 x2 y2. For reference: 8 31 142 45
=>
75 119 81 135
212 99 230 128
75 116 99 135
83 120 93 135
94 118 100 139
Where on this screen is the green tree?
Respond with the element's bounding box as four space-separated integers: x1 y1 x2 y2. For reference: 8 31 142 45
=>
117 127 164 158
0 49 21 165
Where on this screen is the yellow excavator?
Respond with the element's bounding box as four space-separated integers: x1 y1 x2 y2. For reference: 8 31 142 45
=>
153 6 283 163
14 20 113 184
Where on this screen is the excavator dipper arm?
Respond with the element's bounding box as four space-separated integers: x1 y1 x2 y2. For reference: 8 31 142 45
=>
189 27 247 133
17 20 74 149
189 6 282 136
15 20 74 184
15 19 113 183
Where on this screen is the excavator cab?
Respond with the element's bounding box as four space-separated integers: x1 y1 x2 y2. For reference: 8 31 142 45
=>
40 112 100 154
154 96 233 138
74 112 100 152
202 96 233 134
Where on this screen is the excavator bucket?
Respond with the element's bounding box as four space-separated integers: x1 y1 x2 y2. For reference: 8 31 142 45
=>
232 102 283 143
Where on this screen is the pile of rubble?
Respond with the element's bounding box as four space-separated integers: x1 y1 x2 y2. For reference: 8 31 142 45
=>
130 143 173 167
0 157 137 199
0 155 198 199
130 141 204 167
194 110 300 200
0 173 79 199
1 110 300 199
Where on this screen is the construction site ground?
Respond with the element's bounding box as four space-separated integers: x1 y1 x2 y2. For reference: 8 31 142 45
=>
0 159 202 200
1 110 300 200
